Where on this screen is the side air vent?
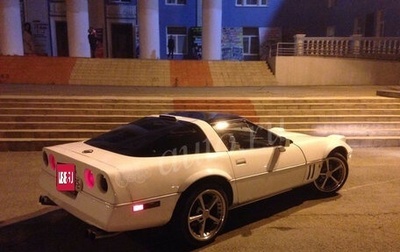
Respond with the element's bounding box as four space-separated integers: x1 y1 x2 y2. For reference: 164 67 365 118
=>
306 161 323 181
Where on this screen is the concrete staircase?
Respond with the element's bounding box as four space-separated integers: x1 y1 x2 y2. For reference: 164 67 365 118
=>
1 56 276 87
1 96 399 151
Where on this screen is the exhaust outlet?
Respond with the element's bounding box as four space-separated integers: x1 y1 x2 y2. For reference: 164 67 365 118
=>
86 226 121 240
39 195 57 206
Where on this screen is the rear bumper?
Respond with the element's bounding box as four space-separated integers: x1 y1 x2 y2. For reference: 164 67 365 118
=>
39 171 179 232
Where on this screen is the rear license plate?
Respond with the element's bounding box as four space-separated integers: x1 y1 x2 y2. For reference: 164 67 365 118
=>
56 163 76 191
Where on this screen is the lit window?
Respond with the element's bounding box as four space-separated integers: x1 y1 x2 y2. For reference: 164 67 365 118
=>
236 0 268 7
166 0 186 5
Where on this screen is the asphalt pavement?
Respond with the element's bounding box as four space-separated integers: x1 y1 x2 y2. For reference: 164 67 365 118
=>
0 147 399 251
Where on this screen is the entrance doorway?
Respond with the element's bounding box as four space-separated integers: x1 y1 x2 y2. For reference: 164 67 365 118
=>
55 21 69 57
111 23 134 58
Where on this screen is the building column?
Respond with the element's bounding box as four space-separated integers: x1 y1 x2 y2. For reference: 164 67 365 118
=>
66 0 90 57
0 0 24 56
202 0 222 60
294 34 306 56
138 0 160 59
351 34 362 56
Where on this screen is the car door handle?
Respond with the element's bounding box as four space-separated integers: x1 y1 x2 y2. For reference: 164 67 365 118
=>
236 158 246 166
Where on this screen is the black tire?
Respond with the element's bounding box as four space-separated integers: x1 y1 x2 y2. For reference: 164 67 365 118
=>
174 183 228 247
312 152 349 195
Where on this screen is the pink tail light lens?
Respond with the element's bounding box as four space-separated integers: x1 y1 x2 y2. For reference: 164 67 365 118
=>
84 169 95 189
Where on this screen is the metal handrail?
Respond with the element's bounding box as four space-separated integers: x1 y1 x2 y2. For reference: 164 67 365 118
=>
270 37 400 61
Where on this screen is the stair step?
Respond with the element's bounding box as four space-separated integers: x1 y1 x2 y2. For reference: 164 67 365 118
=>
0 114 140 123
347 136 400 147
2 128 399 139
0 108 174 115
2 108 400 118
0 138 86 151
1 96 399 104
257 114 400 122
261 121 400 129
1 114 399 123
287 128 400 136
2 121 399 130
3 103 399 111
0 122 123 130
0 129 106 139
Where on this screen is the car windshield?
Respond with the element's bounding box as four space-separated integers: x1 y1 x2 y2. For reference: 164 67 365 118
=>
85 116 214 157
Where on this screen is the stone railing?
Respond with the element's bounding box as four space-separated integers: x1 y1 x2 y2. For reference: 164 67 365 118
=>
273 34 400 60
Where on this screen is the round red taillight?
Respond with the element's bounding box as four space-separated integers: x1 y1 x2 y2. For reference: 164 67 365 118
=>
84 169 95 189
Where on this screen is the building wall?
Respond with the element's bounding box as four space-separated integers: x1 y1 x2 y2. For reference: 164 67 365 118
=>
222 1 283 28
327 0 400 37
17 0 400 59
275 56 400 85
23 0 51 56
159 1 197 59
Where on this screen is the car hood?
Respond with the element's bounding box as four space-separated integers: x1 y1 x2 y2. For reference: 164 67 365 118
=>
270 127 351 163
270 127 329 142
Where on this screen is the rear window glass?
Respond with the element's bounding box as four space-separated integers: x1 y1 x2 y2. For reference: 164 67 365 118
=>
85 117 214 157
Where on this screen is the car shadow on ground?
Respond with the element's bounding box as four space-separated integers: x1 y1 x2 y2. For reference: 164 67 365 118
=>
0 187 339 252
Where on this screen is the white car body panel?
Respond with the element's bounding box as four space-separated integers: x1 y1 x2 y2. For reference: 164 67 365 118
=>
270 128 352 160
228 145 306 204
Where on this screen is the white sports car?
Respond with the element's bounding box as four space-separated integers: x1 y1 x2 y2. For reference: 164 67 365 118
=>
39 112 351 246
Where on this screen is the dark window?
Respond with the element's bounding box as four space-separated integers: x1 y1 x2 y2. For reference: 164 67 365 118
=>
243 27 259 55
236 0 268 7
108 0 131 3
166 0 186 5
86 117 213 157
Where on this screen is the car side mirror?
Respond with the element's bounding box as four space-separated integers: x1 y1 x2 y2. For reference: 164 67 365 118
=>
276 137 291 152
279 137 291 147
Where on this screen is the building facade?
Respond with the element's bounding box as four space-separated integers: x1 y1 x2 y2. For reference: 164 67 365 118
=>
1 0 399 60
